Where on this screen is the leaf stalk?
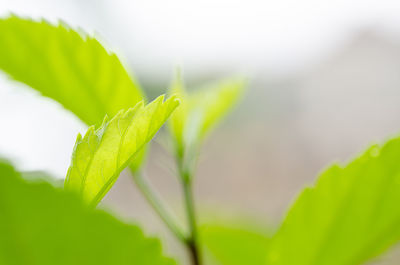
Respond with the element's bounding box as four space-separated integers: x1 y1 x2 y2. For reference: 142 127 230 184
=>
178 156 202 265
130 167 188 243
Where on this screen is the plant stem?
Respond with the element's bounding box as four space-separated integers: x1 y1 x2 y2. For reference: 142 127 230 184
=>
129 168 187 243
181 174 201 265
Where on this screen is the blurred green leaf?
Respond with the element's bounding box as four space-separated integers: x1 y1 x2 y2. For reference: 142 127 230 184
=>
0 15 144 126
0 159 19 178
168 73 246 157
267 137 400 265
21 170 63 187
201 223 270 265
0 161 177 265
0 16 152 173
64 95 179 206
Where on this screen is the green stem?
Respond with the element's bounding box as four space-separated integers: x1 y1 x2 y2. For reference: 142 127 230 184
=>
129 168 187 243
176 147 202 265
181 175 201 265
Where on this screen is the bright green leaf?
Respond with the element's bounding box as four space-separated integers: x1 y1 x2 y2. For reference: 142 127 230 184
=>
0 158 19 178
168 72 188 156
202 223 270 265
168 73 246 157
267 137 400 265
0 16 151 173
0 15 144 126
64 95 179 206
0 161 177 265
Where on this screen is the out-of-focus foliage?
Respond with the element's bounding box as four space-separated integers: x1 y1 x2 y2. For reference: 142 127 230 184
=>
267 136 400 265
201 222 270 265
0 16 150 173
0 16 144 126
4 12 400 265
65 95 179 206
0 161 176 265
21 170 63 187
168 72 246 158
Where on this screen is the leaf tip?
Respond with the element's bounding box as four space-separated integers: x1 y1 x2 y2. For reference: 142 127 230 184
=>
84 125 96 139
75 132 83 142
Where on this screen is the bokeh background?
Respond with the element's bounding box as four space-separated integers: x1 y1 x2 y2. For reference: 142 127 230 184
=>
1 0 400 264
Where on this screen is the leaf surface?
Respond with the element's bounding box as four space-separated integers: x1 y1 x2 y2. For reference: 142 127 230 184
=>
267 137 400 265
169 74 245 155
0 161 177 265
202 223 270 265
0 16 144 126
64 95 179 206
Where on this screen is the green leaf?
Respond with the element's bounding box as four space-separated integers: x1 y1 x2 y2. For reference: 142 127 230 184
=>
0 158 19 178
0 16 152 173
64 95 179 206
0 15 144 126
267 137 400 265
0 161 177 265
201 223 270 265
168 73 245 157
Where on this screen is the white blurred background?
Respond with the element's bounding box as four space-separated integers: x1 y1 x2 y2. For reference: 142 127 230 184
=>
1 1 400 264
